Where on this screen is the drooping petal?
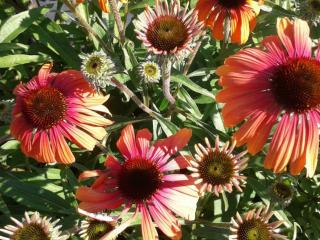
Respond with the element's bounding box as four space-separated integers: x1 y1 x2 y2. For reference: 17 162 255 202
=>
149 198 181 238
140 204 158 240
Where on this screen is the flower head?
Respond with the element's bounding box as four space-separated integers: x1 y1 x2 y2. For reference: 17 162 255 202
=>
80 51 116 90
0 211 68 240
188 136 248 196
0 99 14 124
230 205 287 240
196 0 263 44
78 209 119 240
10 63 113 164
216 18 320 177
76 124 198 240
269 180 294 207
134 0 203 56
139 61 161 83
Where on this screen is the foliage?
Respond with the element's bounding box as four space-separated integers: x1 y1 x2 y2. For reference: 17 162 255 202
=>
0 0 319 239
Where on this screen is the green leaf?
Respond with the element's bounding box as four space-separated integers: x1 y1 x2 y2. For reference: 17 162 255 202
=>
0 43 29 52
0 7 49 43
177 87 202 119
0 194 10 215
0 170 75 214
30 20 80 68
0 54 49 68
171 74 215 99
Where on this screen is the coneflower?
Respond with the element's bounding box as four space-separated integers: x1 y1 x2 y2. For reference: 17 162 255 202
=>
0 212 68 240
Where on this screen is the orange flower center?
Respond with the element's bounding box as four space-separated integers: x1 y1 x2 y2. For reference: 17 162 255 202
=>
218 0 247 9
23 87 67 129
271 58 320 113
118 158 162 201
198 150 234 186
146 16 188 52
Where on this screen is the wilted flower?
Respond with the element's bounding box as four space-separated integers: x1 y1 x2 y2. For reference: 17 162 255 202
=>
10 63 113 164
216 18 320 177
134 0 203 56
139 61 161 83
196 0 263 44
230 205 288 240
188 137 248 196
0 211 68 240
80 51 116 90
76 124 198 240
0 99 14 124
269 180 294 207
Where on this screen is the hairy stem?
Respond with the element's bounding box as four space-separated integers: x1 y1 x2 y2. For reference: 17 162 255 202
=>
162 57 175 105
110 78 157 117
109 0 126 45
62 0 112 53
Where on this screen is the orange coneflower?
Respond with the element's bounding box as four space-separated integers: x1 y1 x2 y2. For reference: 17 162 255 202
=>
188 136 248 196
196 0 263 44
76 124 199 240
10 63 113 164
216 18 320 177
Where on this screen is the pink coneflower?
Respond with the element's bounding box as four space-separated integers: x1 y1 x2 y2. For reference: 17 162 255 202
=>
230 205 287 240
10 63 113 164
216 17 320 177
76 124 199 240
134 0 203 56
188 137 248 196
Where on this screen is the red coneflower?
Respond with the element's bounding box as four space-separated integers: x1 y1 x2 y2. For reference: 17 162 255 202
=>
196 0 263 44
229 205 287 240
188 137 248 196
134 0 203 56
76 124 199 240
10 64 113 164
216 18 320 177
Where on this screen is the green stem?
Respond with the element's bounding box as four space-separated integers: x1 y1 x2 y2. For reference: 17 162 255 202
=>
109 0 126 45
110 78 158 118
62 0 112 53
183 31 205 76
162 57 175 105
185 219 231 229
